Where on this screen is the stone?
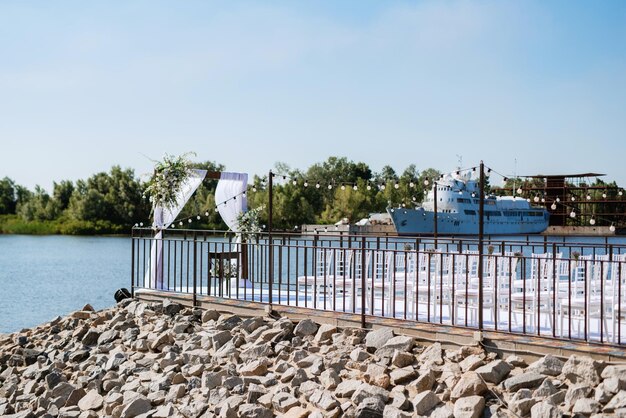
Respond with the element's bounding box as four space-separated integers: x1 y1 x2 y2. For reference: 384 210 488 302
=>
530 401 562 418
214 341 237 358
291 368 308 387
46 370 66 390
241 316 264 334
413 390 440 415
602 365 626 380
217 315 242 331
390 368 416 385
335 380 362 398
365 328 394 351
65 388 87 407
454 396 485 418
97 329 118 345
459 354 485 372
247 384 267 404
502 372 545 392
239 359 267 376
365 363 387 383
282 406 310 418
475 360 511 384
294 319 319 337
355 396 385 418
119 396 151 418
81 328 101 346
240 343 273 361
72 310 92 319
430 404 454 418
320 369 341 390
505 355 527 368
105 352 126 371
533 379 558 398
78 390 104 411
273 392 300 413
310 390 339 411
418 342 444 365
351 383 390 404
350 348 369 362
382 405 411 418
450 372 487 401
202 370 226 390
391 351 414 368
150 331 173 351
604 390 626 413
510 390 537 417
375 336 414 357
573 398 600 415
314 324 337 343
51 382 75 401
69 349 90 363
210 331 232 351
238 404 273 418
562 355 603 386
152 404 176 418
565 384 593 411
202 309 220 323
527 355 564 377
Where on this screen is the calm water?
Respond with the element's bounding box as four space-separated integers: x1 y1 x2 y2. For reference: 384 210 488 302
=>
0 235 129 334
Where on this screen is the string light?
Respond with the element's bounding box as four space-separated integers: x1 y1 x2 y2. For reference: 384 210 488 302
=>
394 182 399 189
570 210 576 218
353 185 358 191
205 211 209 216
556 197 561 202
366 184 372 191
424 179 430 186
551 202 557 210
586 194 591 201
179 221 183 226
517 187 523 194
341 184 346 190
610 224 616 232
590 217 596 226
327 184 332 190
188 219 192 223
533 196 540 203
409 182 415 188
304 180 308 187
292 179 297 186
196 215 201 220
603 192 607 199
315 182 320 189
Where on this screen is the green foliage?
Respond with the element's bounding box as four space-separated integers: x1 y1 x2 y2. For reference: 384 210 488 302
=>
143 153 195 211
236 205 264 242
17 185 60 221
0 177 17 214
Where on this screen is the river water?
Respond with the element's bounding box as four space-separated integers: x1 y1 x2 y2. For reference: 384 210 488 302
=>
0 235 129 334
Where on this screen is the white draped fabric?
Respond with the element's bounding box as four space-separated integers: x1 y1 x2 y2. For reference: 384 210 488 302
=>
147 169 207 289
215 172 248 232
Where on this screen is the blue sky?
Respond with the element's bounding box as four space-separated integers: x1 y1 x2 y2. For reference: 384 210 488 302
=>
1 1 625 190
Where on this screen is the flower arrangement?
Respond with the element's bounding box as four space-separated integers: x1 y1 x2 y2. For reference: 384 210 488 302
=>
236 205 265 243
144 153 196 212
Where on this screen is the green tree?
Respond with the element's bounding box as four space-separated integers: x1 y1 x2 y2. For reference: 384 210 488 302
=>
53 180 74 211
0 177 17 214
17 185 59 221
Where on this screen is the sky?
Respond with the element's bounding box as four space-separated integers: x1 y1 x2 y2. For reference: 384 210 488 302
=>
1 1 625 191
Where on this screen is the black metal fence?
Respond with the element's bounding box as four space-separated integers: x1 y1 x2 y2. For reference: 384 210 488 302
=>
131 228 626 346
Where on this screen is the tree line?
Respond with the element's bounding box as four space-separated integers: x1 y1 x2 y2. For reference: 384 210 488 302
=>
0 157 442 234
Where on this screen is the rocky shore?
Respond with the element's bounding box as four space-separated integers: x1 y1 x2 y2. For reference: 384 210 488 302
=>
1 299 626 418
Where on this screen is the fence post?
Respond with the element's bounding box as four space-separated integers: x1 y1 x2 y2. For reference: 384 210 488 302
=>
193 233 198 307
361 236 366 329
130 231 135 298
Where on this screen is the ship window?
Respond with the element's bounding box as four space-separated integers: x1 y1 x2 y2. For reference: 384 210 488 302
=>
457 198 471 203
464 210 476 215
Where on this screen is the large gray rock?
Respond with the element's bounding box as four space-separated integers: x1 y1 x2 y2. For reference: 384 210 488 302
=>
450 372 487 401
162 299 183 316
389 367 416 385
392 351 414 368
335 379 362 398
382 405 412 418
564 384 592 411
454 396 485 418
241 316 264 334
412 390 440 415
78 389 104 411
119 396 151 418
294 319 318 337
314 324 337 343
238 404 273 418
502 372 545 392
604 390 626 413
320 369 341 390
375 336 414 357
81 329 101 346
601 365 626 380
202 309 220 323
355 396 385 418
310 389 339 411
527 355 564 377
530 401 562 418
351 383 390 404
272 392 299 413
418 342 444 365
562 355 603 385
365 328 394 351
572 398 600 415
475 360 511 384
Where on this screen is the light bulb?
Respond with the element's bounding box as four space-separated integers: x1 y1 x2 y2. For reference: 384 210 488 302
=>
327 184 332 190
292 180 297 186
196 215 201 220
304 182 308 187
315 183 320 189
381 184 386 190
341 185 346 190
424 180 430 186
571 196 576 201
171 224 175 228
394 183 399 189
205 211 209 216
188 219 192 223
603 193 607 198
353 185 358 191
590 218 596 225
551 203 557 210
517 187 522 194
534 196 539 202
252 187 257 192
610 224 616 232
556 197 561 202
541 198 545 203
570 211 576 218
179 221 183 226
139 222 143 227
620 191 623 196
586 195 591 200
367 185 372 191
134 223 138 227
409 182 415 188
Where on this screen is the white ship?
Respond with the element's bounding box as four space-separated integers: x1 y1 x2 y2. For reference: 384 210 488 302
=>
388 172 549 236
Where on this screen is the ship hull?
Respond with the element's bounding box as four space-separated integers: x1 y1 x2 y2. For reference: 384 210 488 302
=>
388 207 549 236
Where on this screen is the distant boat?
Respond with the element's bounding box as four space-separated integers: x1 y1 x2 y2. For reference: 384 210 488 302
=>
388 172 549 236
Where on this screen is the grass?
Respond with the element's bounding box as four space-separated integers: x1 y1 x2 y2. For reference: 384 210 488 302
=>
0 215 128 235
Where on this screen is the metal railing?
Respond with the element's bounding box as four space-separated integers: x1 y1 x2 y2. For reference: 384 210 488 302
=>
131 228 626 345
